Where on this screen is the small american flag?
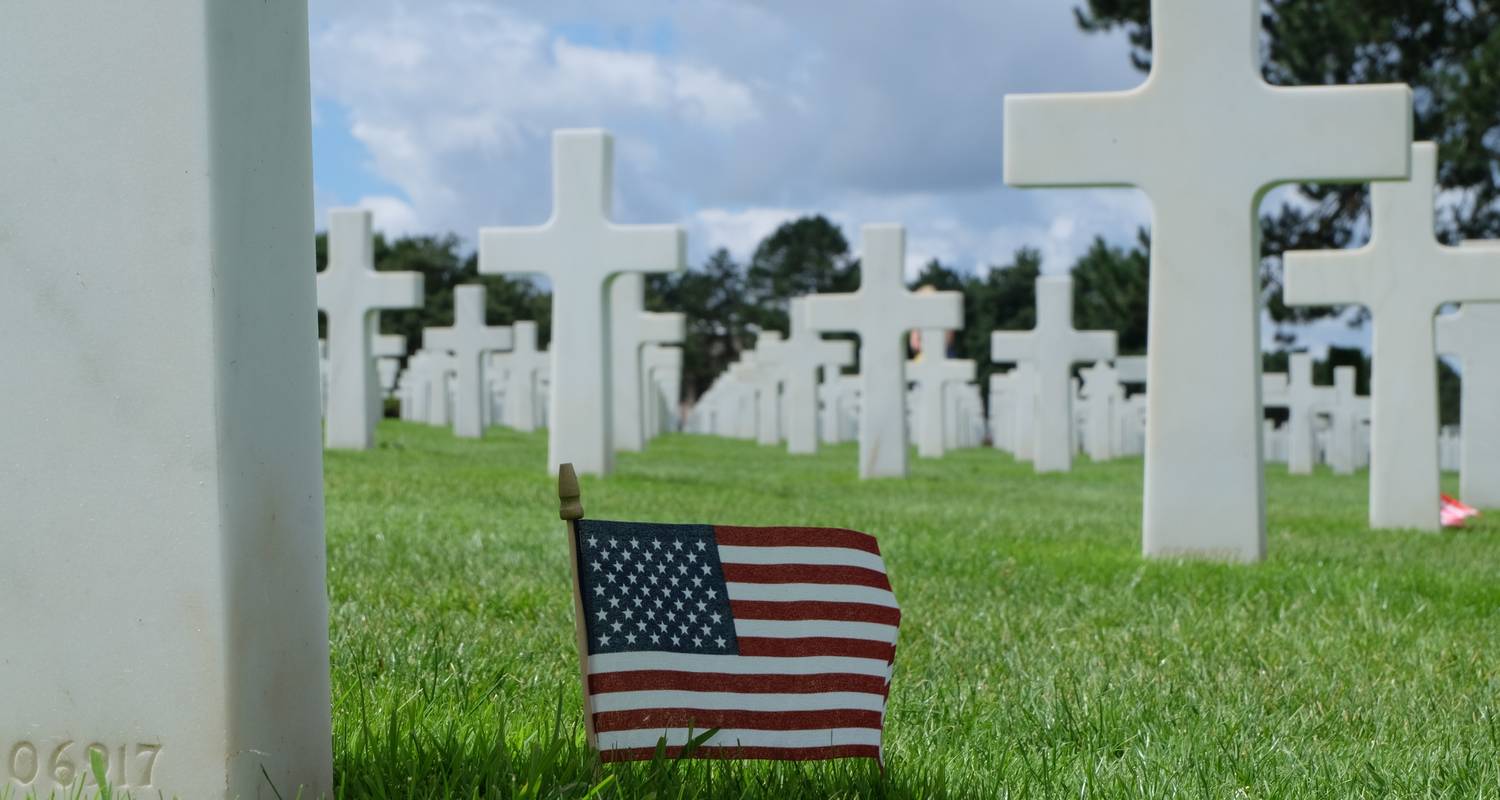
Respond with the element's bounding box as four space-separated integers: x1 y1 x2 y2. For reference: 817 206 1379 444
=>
570 519 899 763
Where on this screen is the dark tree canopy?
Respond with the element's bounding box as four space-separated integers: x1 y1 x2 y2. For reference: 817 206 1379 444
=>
1075 0 1500 336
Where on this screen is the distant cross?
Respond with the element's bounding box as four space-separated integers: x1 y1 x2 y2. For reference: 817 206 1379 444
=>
1078 361 1124 462
1437 301 1500 507
1007 362 1039 463
987 371 1013 453
907 328 975 459
415 349 458 427
423 285 513 439
372 331 406 418
479 129 685 475
1259 353 1330 476
1324 366 1369 477
805 225 962 478
748 332 787 447
990 276 1115 473
610 273 685 453
642 344 684 439
1005 0 1411 560
317 209 424 450
501 321 548 433
779 298 856 455
1285 143 1500 530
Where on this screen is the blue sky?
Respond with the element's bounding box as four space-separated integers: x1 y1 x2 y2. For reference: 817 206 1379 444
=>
306 0 1372 355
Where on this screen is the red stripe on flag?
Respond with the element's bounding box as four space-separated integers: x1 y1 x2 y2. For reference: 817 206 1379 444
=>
714 526 881 555
590 671 890 696
598 744 881 763
722 563 892 591
738 637 896 661
593 707 883 733
730 600 901 626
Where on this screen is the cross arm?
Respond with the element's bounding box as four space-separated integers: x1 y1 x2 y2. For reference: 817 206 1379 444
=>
990 330 1037 364
1004 90 1149 188
1431 247 1500 308
804 293 862 335
1259 85 1411 186
1282 248 1377 307
482 327 515 352
639 311 686 345
1073 331 1118 364
906 291 963 332
1262 373 1289 407
813 339 855 368
605 225 687 276
478 226 562 278
372 271 424 310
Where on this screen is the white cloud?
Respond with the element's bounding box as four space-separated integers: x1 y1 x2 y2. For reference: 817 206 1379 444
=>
357 195 424 238
689 207 808 261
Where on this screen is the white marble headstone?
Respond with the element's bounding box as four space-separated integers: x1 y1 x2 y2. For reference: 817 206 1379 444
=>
423 285 514 439
1005 0 1412 559
1437 302 1500 507
991 276 1116 473
1 5 332 796
806 225 962 478
1285 144 1500 530
480 129 685 475
908 328 975 459
317 209 424 450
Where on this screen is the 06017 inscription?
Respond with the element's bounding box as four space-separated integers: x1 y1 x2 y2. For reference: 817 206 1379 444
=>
4 740 160 793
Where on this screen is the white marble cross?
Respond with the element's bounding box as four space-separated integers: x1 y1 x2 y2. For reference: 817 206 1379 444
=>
372 331 406 423
908 328 976 459
748 332 788 446
420 349 458 428
988 371 1014 453
1325 366 1369 476
479 129 685 475
991 276 1116 473
1260 353 1329 475
423 285 514 439
1005 0 1412 559
776 298 856 455
1 4 331 796
317 209 424 450
642 344 684 440
609 273 685 453
1437 302 1500 507
1079 361 1124 462
806 225 962 478
1285 144 1500 530
501 321 548 433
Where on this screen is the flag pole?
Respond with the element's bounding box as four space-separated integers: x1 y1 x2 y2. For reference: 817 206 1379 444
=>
558 463 598 751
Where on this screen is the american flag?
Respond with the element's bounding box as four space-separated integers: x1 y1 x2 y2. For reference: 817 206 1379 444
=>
570 519 899 762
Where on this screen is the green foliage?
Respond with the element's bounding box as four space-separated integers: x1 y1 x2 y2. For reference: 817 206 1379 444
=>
315 232 552 353
743 215 859 330
1071 231 1150 355
1074 0 1500 327
322 422 1500 798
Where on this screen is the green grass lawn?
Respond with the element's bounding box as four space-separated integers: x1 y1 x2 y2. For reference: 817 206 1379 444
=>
323 422 1500 799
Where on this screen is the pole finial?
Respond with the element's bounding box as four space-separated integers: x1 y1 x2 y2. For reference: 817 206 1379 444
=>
559 463 584 521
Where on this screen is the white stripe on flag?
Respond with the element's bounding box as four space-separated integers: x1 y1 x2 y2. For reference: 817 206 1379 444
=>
733 618 898 643
597 727 883 752
718 545 887 573
726 582 898 607
589 652 892 678
590 690 887 714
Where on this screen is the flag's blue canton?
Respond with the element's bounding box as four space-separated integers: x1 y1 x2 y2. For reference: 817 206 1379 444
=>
575 520 740 656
